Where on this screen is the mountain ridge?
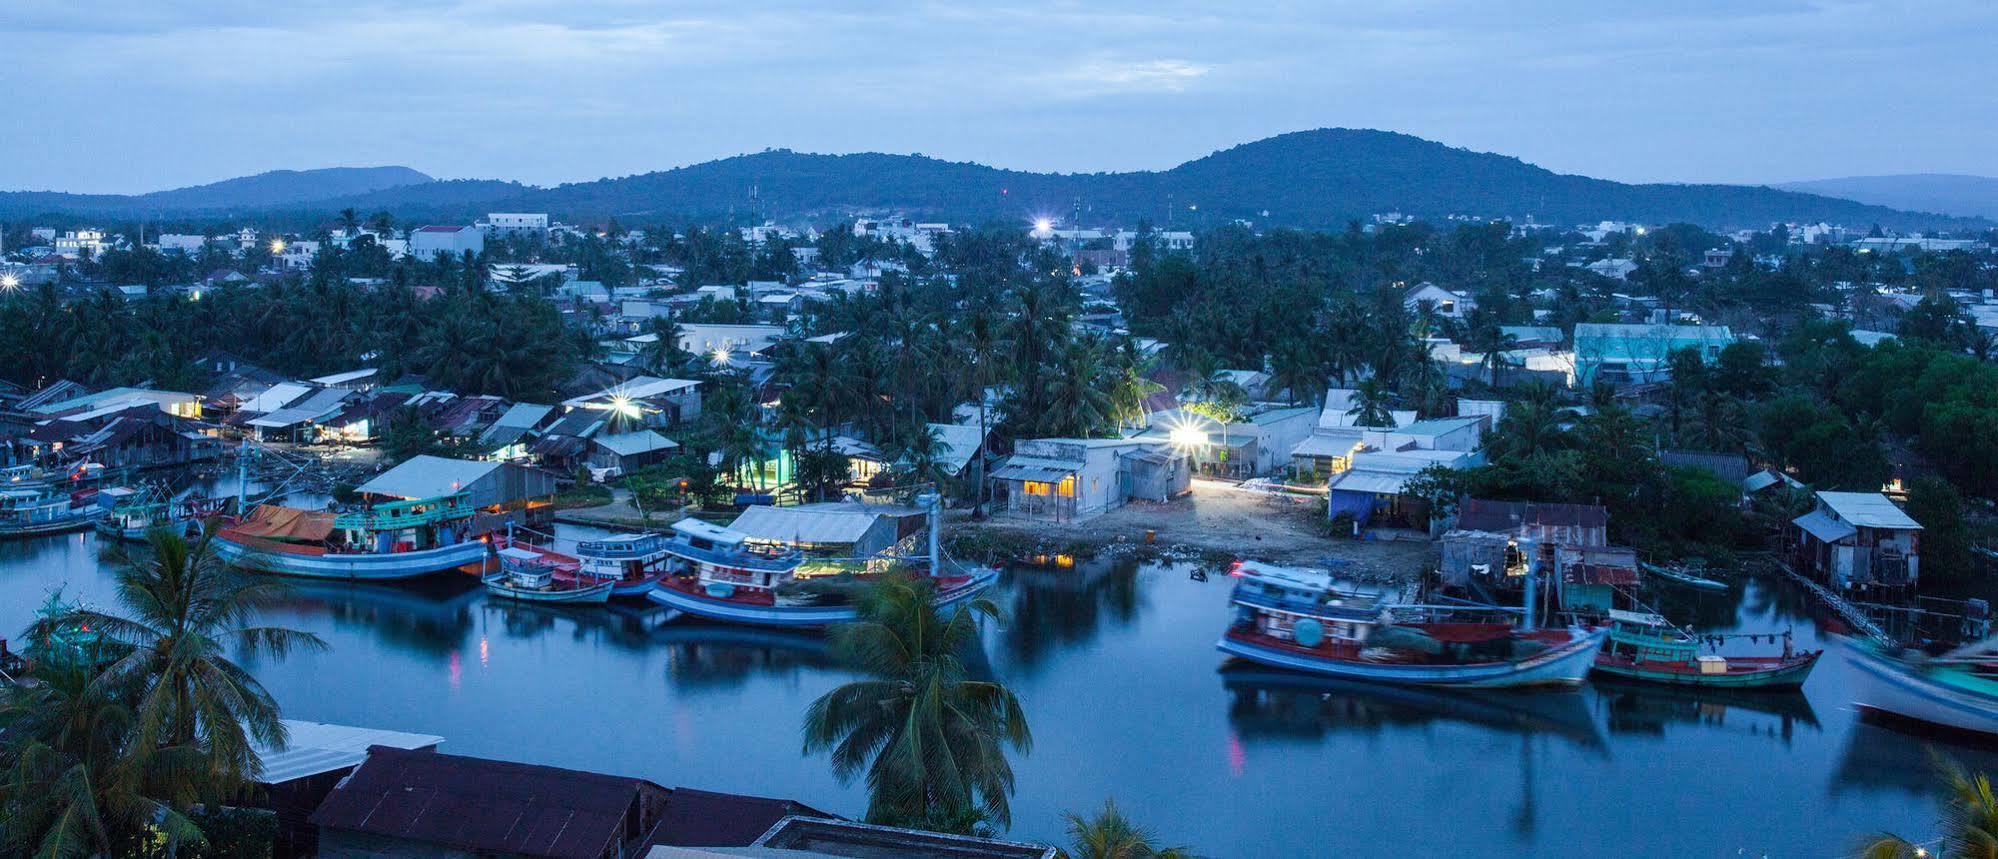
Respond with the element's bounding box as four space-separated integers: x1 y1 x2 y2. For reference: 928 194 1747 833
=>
2 130 1983 231
1772 173 1998 220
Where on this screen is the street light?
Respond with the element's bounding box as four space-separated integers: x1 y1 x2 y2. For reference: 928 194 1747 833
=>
269 238 287 254
1032 218 1053 237
0 273 18 290
711 348 731 366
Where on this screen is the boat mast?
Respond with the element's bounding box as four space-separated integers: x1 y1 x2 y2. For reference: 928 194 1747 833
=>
236 438 249 514
1519 536 1538 632
919 491 941 576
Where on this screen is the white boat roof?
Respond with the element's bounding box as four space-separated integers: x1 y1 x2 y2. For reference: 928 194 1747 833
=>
1609 608 1669 627
1237 560 1332 591
253 719 442 785
673 517 746 545
497 546 543 560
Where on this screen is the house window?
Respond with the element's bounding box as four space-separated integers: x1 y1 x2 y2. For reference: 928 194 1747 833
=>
1057 476 1076 498
1022 481 1050 496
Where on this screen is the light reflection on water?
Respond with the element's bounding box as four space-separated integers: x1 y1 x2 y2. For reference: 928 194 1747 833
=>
1 520 1991 857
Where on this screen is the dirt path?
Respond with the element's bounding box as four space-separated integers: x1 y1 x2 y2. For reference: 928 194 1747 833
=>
963 481 1432 579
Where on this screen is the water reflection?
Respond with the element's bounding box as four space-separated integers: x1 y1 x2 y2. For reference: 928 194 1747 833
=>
1220 664 1607 751
1593 678 1820 745
1833 719 1998 796
659 622 836 692
997 557 1141 670
270 578 481 657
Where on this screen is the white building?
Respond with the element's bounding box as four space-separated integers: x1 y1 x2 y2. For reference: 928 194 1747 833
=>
409 225 485 260
1403 282 1475 319
676 323 788 360
157 234 211 255
53 230 110 260
483 213 550 237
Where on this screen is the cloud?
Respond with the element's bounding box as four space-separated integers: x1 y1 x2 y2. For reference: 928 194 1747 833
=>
1027 59 1213 97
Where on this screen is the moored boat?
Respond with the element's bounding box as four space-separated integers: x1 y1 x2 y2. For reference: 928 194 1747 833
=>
0 481 105 539
1847 636 1998 738
215 494 485 580
647 500 998 628
1215 561 1607 689
1642 561 1728 591
94 487 227 542
483 543 614 605
574 531 673 598
1591 609 1819 689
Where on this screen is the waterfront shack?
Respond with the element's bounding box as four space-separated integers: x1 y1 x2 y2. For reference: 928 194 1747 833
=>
1790 490 1922 591
356 454 558 533
987 437 1191 521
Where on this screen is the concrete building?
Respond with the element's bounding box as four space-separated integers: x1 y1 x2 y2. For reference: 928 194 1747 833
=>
988 438 1191 521
409 224 485 260
1572 323 1735 387
483 212 550 237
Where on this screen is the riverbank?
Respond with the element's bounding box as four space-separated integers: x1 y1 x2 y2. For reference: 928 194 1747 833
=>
952 480 1430 579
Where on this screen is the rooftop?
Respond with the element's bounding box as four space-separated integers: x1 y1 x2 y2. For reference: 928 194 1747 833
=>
357 455 501 500
1818 491 1922 530
253 719 443 785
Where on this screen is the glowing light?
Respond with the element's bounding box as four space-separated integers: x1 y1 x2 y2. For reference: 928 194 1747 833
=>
1168 419 1207 449
1032 218 1053 236
609 394 640 418
0 273 18 290
1633 227 1647 236
711 348 731 366
269 239 286 254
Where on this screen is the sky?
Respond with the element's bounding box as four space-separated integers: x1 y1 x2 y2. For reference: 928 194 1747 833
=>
4 0 1996 194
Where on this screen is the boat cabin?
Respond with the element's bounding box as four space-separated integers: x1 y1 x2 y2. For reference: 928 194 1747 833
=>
576 531 673 582
663 518 802 596
1230 561 1387 648
1602 609 1698 663
497 546 556 587
329 493 474 554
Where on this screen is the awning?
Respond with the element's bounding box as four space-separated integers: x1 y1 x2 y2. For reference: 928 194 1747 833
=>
1793 510 1857 544
1328 470 1409 495
990 463 1076 483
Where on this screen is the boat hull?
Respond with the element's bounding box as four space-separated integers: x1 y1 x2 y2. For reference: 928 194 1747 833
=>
215 536 487 581
0 514 103 539
610 574 664 600
1216 626 1610 689
648 567 999 628
1591 651 1819 689
1847 640 1998 738
483 575 614 605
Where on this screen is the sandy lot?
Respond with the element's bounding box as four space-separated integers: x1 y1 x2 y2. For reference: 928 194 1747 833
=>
965 480 1432 579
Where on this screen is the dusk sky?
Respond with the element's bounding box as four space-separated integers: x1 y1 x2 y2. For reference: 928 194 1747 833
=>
6 0 1996 194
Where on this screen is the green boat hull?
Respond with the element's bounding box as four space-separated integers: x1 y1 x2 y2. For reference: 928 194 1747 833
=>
1591 652 1819 690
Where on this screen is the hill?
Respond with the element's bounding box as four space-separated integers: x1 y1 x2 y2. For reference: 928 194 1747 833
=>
0 166 436 216
3 131 1982 231
1773 174 1998 220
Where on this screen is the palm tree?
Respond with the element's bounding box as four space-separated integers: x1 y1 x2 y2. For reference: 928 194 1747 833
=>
891 423 954 493
1040 340 1116 438
802 572 1030 831
39 528 325 791
1347 377 1398 428
1863 755 1998 858
957 309 1010 516
1064 798 1193 859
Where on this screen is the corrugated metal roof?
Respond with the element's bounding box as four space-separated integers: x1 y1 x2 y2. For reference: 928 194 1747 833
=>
1794 509 1859 544
238 382 314 414
358 455 500 499
1818 492 1922 530
246 387 352 428
255 719 443 785
309 746 654 859
1328 470 1411 495
593 429 677 457
728 504 887 545
926 423 983 476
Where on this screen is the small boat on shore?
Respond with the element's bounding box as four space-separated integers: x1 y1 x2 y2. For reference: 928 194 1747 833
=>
1847 637 1998 738
483 543 614 605
1592 609 1819 689
215 494 486 580
1215 561 1607 689
646 503 998 629
574 531 672 599
1642 561 1728 591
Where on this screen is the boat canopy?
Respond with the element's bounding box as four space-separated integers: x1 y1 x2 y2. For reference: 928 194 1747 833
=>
1609 609 1670 627
230 505 336 541
497 546 543 562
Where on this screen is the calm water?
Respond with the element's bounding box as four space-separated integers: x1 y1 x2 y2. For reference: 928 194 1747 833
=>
4 524 1994 858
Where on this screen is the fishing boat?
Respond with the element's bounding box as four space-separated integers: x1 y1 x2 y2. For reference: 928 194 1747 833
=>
574 531 673 598
1642 561 1728 591
1846 636 1998 738
482 542 614 605
0 480 105 538
1216 561 1608 689
1591 609 1819 689
214 494 486 580
647 498 998 628
94 487 226 541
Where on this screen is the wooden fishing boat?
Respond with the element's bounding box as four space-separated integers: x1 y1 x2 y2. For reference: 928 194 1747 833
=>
215 494 486 580
94 487 225 542
1641 561 1728 591
1846 637 1998 738
1216 561 1607 689
0 477 105 539
574 531 672 598
646 509 998 629
483 545 614 605
1591 609 1819 689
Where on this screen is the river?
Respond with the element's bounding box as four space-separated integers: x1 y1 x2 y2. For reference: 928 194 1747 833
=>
2 522 1990 857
